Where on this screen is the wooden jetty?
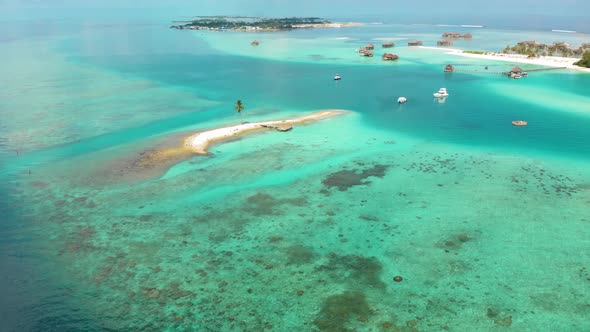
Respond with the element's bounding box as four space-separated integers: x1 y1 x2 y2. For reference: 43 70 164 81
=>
521 67 567 73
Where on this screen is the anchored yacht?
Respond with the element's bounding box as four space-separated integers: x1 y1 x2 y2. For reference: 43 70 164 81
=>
433 88 448 98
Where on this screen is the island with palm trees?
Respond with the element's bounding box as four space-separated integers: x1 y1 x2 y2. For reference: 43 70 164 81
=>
502 41 590 58
170 16 362 31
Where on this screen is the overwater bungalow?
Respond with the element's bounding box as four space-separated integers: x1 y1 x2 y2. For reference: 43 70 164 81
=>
464 33 473 38
382 42 395 48
365 43 375 50
407 40 423 46
251 40 260 46
360 50 374 57
442 32 472 38
382 53 399 61
437 39 452 46
442 32 461 38
508 66 528 78
444 64 455 72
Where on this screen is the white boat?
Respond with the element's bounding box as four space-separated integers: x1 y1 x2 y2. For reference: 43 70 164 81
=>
433 88 448 98
514 74 522 79
334 74 341 81
397 97 407 104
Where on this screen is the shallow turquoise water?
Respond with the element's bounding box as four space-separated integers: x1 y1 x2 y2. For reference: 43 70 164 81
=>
1 19 590 332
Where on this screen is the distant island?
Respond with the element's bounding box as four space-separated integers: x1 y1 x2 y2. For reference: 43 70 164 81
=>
502 40 590 58
170 16 362 31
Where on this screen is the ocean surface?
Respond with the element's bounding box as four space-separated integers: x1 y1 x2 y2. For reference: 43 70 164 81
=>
1 14 590 332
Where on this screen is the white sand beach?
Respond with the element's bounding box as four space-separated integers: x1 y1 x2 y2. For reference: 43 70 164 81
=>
184 110 345 154
419 46 590 72
292 22 364 28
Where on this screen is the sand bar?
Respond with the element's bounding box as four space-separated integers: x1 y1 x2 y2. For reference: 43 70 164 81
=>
419 46 590 73
185 110 346 154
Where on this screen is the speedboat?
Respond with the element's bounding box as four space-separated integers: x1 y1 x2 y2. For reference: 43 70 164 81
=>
334 74 341 81
512 120 528 126
433 88 448 98
397 97 407 104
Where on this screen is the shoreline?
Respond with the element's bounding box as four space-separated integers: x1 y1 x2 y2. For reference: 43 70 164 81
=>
184 110 346 154
419 46 590 73
172 21 363 32
292 22 364 29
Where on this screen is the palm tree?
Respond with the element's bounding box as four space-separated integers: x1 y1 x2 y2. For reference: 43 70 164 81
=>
235 99 244 123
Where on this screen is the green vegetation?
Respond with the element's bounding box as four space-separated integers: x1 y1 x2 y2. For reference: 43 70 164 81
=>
573 51 590 68
502 41 590 58
171 16 330 31
463 50 487 54
235 100 244 122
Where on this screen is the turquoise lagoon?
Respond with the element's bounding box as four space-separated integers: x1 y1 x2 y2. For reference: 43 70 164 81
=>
1 19 590 332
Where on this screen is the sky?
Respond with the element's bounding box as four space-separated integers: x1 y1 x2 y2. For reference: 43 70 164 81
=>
1 0 589 31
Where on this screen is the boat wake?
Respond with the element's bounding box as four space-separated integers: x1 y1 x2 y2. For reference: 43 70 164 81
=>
552 29 576 33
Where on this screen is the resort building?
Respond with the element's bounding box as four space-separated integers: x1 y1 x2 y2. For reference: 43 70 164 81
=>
442 32 462 38
444 64 455 72
382 53 399 61
507 66 528 78
437 39 453 46
365 43 375 50
382 42 395 48
407 40 423 46
360 50 374 57
442 32 473 39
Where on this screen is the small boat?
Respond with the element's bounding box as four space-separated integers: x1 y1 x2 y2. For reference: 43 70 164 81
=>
334 74 341 81
512 120 528 126
433 88 448 98
514 74 522 79
397 97 407 104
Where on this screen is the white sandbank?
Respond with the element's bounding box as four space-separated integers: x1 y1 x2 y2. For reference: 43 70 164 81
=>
184 110 345 154
419 46 590 73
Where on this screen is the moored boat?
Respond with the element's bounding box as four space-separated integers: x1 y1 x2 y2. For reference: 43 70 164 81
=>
397 97 407 104
334 74 341 81
512 120 528 126
433 88 448 98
